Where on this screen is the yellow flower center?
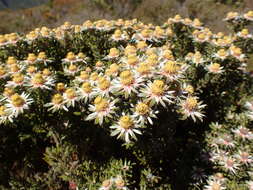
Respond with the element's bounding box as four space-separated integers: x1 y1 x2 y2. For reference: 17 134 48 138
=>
102 180 111 188
137 41 147 49
114 29 122 38
7 57 17 65
120 71 134 85
81 82 92 93
184 18 192 24
193 19 202 27
0 67 6 76
27 53 37 62
136 102 149 115
141 29 151 38
209 63 221 72
185 85 194 94
218 49 227 57
27 66 36 74
137 62 151 75
98 77 110 90
10 64 20 73
125 45 136 55
246 11 253 17
90 72 98 81
12 73 24 83
56 83 65 92
52 94 63 105
69 64 77 72
119 116 133 129
198 33 206 40
96 61 104 67
77 52 86 59
127 55 138 66
241 29 249 36
11 94 25 107
185 97 198 110
115 178 125 188
65 89 76 99
151 80 165 96
211 183 221 190
3 88 15 97
0 106 7 116
79 71 89 80
233 47 242 56
0 36 6 43
43 69 51 76
109 48 119 57
66 52 76 61
174 14 181 21
38 52 47 60
94 96 109 112
32 73 45 85
163 61 179 74
109 64 119 73
163 50 174 60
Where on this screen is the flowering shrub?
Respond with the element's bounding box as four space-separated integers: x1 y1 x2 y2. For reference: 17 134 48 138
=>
0 10 253 190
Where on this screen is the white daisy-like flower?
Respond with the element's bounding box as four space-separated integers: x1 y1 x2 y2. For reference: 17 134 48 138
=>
5 73 26 88
204 177 225 190
216 134 235 147
179 96 206 122
132 29 153 42
22 53 37 65
5 92 33 117
243 11 253 21
229 45 245 61
112 70 143 98
74 71 90 84
62 52 79 64
86 96 117 126
132 101 158 125
181 83 194 95
111 29 128 41
63 88 79 107
158 61 187 81
169 14 183 23
206 63 224 74
110 114 142 143
224 11 240 21
213 49 229 60
114 176 128 190
99 179 113 190
26 73 55 90
220 157 240 174
94 61 106 72
237 29 253 39
0 105 14 124
193 51 206 65
44 93 68 112
63 64 80 76
193 31 211 43
139 80 174 108
93 77 113 97
235 150 252 165
120 54 140 69
210 149 229 162
77 82 95 103
36 52 53 66
232 126 253 140
8 64 24 74
104 48 120 60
